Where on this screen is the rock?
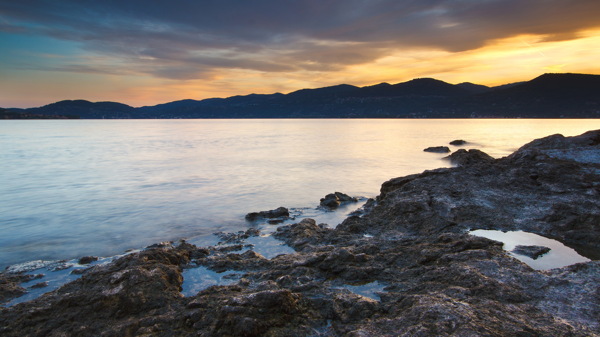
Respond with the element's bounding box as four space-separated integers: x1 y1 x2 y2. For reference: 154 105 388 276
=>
423 146 451 153
444 149 495 166
512 245 551 259
1 130 599 336
29 281 49 289
450 139 467 145
70 268 89 275
245 207 290 222
215 228 262 245
320 192 358 209
273 218 330 250
78 256 99 265
0 273 34 304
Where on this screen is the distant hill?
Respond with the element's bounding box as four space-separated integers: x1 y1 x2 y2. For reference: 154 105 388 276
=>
457 73 600 118
455 82 490 94
23 100 136 119
10 73 600 119
0 107 79 119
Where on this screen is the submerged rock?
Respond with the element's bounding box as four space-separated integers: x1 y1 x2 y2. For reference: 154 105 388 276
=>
423 146 451 153
512 245 551 259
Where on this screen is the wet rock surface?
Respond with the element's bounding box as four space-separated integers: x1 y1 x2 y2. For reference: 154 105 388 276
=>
512 245 551 259
320 192 358 209
444 148 495 167
0 274 35 303
245 207 291 223
78 256 99 265
1 130 599 336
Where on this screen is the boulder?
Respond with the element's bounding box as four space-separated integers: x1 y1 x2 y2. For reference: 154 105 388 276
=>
450 139 467 146
444 149 495 166
320 192 358 209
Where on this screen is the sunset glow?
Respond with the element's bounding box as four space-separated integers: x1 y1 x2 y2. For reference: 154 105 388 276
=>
1 1 599 108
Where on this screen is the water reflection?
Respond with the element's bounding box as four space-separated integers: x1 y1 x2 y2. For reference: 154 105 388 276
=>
469 229 591 270
1 119 598 269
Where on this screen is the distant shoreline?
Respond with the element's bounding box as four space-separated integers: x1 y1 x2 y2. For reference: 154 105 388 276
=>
4 73 600 119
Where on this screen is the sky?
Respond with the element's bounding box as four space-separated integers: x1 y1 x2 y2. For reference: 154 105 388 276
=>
1 0 600 108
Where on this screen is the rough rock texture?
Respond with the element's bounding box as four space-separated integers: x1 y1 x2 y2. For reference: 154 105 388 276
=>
78 256 99 265
424 146 451 153
512 245 551 259
0 274 37 303
444 149 495 167
1 130 599 336
320 192 358 209
245 207 290 222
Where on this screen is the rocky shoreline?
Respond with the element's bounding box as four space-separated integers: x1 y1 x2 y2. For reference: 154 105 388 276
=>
1 130 599 336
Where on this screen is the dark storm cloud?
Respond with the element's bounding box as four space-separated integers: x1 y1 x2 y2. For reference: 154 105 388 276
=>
2 0 599 79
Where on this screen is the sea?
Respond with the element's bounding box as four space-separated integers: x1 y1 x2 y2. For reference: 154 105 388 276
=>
1 119 599 270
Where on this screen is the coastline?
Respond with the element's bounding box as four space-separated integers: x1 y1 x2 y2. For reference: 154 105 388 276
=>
1 130 599 336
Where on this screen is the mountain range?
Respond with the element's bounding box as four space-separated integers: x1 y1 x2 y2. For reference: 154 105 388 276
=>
4 73 600 119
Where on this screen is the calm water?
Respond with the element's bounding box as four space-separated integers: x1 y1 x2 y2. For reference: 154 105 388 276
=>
1 119 598 269
469 230 591 270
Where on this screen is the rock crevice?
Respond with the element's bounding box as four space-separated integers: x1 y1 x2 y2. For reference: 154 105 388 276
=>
1 130 599 336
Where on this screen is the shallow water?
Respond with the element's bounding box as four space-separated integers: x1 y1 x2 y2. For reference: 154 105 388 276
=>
469 229 591 270
336 281 386 301
3 251 135 307
1 119 598 269
181 266 239 297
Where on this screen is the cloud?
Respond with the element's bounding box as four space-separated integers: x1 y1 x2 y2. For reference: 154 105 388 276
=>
1 0 600 80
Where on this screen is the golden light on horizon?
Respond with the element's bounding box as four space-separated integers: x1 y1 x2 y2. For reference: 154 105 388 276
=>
341 28 600 88
112 28 600 108
2 1 600 110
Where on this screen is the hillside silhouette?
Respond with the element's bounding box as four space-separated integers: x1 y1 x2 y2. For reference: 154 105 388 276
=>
5 73 599 118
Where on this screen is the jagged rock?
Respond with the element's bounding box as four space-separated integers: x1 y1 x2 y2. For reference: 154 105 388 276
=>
444 149 495 166
215 228 261 245
512 245 551 259
1 130 599 336
423 146 451 153
245 207 290 222
320 192 358 209
0 274 32 304
273 218 330 250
